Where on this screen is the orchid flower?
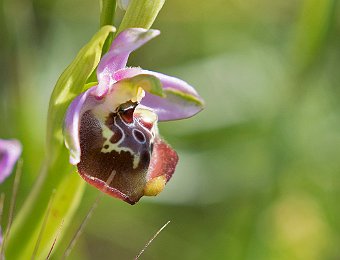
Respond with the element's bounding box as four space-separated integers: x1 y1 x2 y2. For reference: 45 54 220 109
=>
64 28 204 204
0 138 22 245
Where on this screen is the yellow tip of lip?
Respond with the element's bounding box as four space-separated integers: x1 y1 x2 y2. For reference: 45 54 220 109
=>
144 175 167 196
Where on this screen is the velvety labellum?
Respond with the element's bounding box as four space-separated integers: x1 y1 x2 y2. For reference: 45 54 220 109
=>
77 101 156 204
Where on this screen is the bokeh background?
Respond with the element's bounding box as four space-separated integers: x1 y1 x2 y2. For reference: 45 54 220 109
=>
1 0 340 259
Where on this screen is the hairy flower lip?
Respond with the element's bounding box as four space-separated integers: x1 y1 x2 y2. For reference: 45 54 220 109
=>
78 136 179 205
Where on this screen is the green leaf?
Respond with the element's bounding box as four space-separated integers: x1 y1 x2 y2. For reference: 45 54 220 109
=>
6 26 115 258
10 172 85 259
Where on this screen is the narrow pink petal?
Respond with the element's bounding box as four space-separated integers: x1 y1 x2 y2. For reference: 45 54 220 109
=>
95 28 160 98
0 139 22 183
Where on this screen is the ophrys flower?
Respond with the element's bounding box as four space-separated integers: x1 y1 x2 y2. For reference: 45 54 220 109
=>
64 28 204 204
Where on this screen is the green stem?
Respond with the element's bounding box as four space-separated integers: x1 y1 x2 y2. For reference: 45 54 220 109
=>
100 0 117 27
118 0 165 32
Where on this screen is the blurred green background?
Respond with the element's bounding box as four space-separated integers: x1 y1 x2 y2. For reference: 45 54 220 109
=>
1 0 340 259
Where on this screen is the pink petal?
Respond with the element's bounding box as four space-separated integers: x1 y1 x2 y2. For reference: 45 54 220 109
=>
95 28 160 98
141 70 204 121
64 86 103 164
112 67 205 121
0 139 22 183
